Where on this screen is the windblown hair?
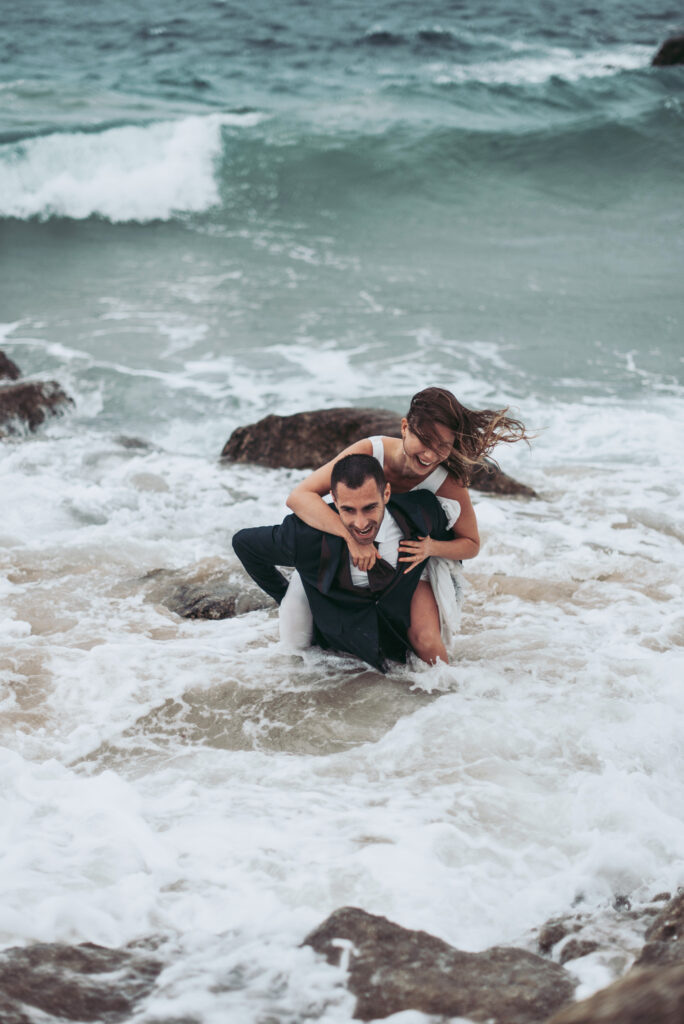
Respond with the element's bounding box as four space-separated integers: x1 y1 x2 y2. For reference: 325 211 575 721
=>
331 453 386 495
406 386 531 484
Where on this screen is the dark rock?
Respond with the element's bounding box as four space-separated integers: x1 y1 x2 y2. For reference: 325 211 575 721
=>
221 407 401 470
0 350 21 380
547 963 684 1024
221 407 536 496
538 917 574 954
652 34 684 66
652 892 672 903
142 562 272 619
303 906 575 1022
0 941 162 1022
0 380 74 436
635 891 684 968
559 939 601 965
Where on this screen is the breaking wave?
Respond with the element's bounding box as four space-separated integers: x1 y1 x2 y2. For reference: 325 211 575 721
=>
0 112 263 223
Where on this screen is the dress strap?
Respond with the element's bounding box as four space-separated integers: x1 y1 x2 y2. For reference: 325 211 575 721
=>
367 435 385 466
411 464 448 493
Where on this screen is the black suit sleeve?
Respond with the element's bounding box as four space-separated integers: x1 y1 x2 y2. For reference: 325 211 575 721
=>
232 520 298 605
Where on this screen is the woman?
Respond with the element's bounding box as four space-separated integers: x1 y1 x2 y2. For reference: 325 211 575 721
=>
282 387 529 664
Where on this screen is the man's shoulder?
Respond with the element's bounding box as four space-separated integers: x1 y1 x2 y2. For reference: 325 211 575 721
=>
390 490 440 514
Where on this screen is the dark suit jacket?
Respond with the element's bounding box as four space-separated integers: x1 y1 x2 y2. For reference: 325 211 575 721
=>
232 491 452 672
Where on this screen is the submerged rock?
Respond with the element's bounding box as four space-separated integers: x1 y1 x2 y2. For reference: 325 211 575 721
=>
0 380 74 437
0 350 21 381
303 906 575 1022
547 963 684 1024
652 34 684 66
221 407 536 496
0 941 162 1023
142 561 272 619
635 890 684 968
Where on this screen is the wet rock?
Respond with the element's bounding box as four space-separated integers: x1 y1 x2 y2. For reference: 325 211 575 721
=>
559 938 601 965
547 963 684 1024
0 350 21 380
652 34 684 66
0 380 74 437
0 941 162 1022
538 917 576 954
303 906 575 1022
635 891 684 968
142 561 272 619
221 407 536 496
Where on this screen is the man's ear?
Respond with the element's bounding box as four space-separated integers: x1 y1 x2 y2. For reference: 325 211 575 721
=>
383 481 391 504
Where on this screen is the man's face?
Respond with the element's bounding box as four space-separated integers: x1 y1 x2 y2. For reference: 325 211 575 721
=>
332 476 391 546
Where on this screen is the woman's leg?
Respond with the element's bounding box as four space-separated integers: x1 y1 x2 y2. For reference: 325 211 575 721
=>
408 580 448 664
279 571 313 649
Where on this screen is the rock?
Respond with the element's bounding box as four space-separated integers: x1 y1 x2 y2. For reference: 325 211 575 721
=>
547 963 684 1024
0 941 162 1022
538 917 575 954
221 407 401 470
221 407 536 496
559 938 601 965
635 891 684 968
141 560 272 619
0 350 21 381
652 34 684 66
303 906 575 1022
0 380 74 437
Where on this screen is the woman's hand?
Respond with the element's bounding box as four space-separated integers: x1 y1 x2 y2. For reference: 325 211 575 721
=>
398 535 434 574
347 538 378 572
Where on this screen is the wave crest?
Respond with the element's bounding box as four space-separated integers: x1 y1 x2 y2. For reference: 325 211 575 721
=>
0 112 263 223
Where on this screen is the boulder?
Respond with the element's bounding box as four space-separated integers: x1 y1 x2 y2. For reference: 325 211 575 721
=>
547 963 684 1024
0 380 74 437
635 891 684 968
141 561 272 619
652 34 684 66
221 407 536 496
0 350 21 381
302 906 575 1022
0 941 161 1022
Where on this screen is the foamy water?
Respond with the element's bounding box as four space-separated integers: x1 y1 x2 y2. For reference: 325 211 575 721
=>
0 112 264 221
2 333 683 1019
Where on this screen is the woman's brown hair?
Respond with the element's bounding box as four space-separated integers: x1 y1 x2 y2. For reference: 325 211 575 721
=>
406 386 531 484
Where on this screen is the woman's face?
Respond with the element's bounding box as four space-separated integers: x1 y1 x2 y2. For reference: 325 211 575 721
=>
401 418 456 472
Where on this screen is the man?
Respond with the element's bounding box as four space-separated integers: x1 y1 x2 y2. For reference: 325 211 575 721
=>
232 454 453 672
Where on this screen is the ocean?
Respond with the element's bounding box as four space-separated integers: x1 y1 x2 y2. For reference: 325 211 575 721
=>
1 0 683 1019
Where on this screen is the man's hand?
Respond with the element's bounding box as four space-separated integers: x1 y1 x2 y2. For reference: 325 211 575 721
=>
347 537 378 572
398 535 434 574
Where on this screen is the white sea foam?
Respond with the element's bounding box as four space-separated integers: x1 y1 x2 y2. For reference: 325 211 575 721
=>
431 45 652 87
0 112 263 222
1 348 683 1020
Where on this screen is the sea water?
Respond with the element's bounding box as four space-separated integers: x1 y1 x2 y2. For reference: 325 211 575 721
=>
1 1 683 1020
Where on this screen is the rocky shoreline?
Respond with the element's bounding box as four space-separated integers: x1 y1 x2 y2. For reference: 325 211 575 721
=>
1 893 681 1023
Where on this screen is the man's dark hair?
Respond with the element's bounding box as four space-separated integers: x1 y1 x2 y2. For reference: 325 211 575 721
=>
331 453 386 496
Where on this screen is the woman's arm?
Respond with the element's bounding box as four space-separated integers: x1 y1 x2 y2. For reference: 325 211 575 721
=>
286 438 377 569
398 475 480 571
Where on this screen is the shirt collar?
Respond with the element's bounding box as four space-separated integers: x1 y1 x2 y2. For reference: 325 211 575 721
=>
374 508 395 543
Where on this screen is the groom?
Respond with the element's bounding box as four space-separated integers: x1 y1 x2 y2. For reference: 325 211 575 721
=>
232 453 452 672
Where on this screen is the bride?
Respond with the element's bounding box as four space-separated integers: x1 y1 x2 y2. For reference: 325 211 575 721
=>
281 386 529 664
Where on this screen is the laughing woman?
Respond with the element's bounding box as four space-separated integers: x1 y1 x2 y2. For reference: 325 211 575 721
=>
282 387 530 664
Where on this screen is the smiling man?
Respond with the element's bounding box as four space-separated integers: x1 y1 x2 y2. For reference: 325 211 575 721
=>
232 454 453 672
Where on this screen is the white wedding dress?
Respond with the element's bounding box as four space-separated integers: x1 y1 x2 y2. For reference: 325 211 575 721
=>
278 436 464 650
